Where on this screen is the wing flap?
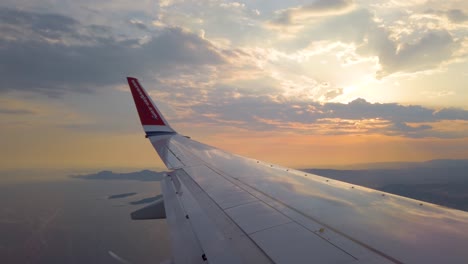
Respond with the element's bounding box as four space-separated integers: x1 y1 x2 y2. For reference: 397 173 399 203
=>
161 173 205 264
130 198 166 220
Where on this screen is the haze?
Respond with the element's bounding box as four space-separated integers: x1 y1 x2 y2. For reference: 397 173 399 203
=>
0 1 467 261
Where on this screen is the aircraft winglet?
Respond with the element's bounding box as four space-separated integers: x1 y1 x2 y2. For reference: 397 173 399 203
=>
127 77 175 135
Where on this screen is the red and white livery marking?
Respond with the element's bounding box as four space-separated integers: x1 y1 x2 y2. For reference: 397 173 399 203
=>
127 77 174 133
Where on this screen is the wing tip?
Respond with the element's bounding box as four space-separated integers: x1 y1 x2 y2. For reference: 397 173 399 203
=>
126 77 176 134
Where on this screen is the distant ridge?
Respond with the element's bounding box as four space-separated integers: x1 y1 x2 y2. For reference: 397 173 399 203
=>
71 170 165 181
70 160 468 211
423 159 468 168
304 159 468 212
316 159 468 170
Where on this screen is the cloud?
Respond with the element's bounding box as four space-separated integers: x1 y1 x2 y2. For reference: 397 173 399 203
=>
354 9 463 77
283 8 463 78
0 8 225 95
152 0 268 47
270 0 355 26
0 6 465 140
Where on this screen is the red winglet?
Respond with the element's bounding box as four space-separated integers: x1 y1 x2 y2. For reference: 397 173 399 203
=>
127 77 168 127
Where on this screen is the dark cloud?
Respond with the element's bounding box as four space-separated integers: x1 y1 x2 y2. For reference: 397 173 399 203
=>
376 30 458 78
386 122 432 137
446 9 468 23
323 88 343 100
190 95 468 138
302 0 354 12
322 98 442 123
0 8 77 41
0 8 225 95
129 19 149 31
0 108 35 115
434 108 468 120
270 0 354 26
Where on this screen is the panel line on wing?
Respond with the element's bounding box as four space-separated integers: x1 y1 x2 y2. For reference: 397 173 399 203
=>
247 220 295 236
166 147 185 166
174 168 274 264
222 200 260 211
209 166 402 264
200 164 390 262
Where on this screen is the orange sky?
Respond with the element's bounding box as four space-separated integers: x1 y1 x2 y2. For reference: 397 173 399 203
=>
2 120 466 171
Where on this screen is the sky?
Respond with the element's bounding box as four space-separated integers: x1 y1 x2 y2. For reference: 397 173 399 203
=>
0 0 467 171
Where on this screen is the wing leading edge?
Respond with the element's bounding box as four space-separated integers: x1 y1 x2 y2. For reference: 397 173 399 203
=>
126 77 468 264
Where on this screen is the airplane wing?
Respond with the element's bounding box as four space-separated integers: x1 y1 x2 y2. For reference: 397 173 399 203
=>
126 77 468 264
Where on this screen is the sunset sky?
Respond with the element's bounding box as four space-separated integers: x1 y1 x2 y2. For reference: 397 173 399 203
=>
0 0 467 171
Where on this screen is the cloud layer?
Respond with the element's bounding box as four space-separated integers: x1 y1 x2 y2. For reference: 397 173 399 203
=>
0 8 224 95
190 96 468 138
0 5 466 141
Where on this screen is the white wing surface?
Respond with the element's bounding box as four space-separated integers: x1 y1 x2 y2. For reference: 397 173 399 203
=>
127 77 468 264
